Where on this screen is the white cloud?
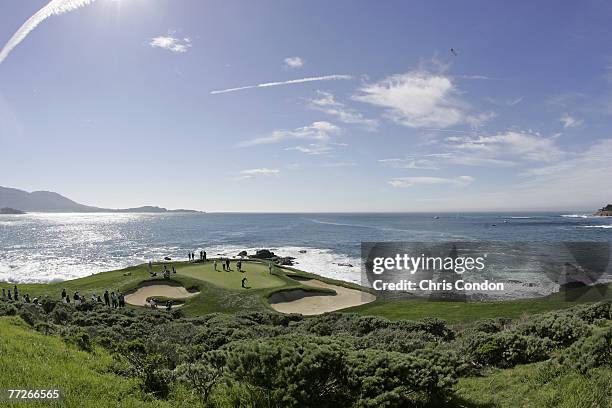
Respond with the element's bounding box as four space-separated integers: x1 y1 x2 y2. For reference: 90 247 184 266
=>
284 56 304 69
354 70 491 128
237 168 280 179
389 175 474 188
149 35 192 53
240 121 340 146
285 144 332 155
211 74 352 95
560 113 582 129
378 158 439 170
309 91 378 130
444 131 564 163
0 0 97 65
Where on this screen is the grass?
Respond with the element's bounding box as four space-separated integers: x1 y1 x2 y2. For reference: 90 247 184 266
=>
3 260 611 321
453 362 612 408
345 283 612 323
0 317 179 408
178 261 286 290
0 260 338 316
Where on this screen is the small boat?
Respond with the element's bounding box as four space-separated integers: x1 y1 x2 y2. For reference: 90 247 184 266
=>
433 216 440 219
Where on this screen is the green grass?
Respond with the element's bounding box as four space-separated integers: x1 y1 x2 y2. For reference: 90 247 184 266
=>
453 362 612 408
0 260 337 317
345 283 612 323
3 260 611 321
0 317 178 408
178 261 286 290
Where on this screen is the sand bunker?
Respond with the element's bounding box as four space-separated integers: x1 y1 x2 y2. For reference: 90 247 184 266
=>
270 279 375 315
125 283 199 307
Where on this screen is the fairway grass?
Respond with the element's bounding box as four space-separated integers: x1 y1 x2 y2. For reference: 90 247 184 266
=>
178 261 286 290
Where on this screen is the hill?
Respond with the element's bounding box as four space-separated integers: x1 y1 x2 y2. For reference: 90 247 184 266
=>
0 186 201 213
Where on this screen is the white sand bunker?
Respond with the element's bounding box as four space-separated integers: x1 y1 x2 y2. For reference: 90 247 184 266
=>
270 279 375 315
125 283 199 307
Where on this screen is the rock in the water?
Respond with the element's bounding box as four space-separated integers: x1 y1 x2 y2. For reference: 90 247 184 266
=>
237 250 248 257
0 207 25 214
594 204 612 216
250 249 276 259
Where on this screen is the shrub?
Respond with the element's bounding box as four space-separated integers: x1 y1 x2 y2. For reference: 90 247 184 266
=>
176 351 226 403
346 348 458 407
461 331 552 368
518 313 591 347
63 330 93 353
225 337 350 408
559 325 612 374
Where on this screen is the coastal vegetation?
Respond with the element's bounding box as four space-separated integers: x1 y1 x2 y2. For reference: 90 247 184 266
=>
1 263 611 406
0 295 610 407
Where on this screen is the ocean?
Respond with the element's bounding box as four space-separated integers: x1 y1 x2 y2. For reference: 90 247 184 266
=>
1 212 611 298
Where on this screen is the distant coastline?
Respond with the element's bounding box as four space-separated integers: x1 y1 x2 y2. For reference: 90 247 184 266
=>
0 186 202 214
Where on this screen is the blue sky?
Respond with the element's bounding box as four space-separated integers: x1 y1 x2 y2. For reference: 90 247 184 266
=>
1 0 611 212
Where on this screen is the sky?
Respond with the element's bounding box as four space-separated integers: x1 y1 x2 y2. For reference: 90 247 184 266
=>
1 0 612 212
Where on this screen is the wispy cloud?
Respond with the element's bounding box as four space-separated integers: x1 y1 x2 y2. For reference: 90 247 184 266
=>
444 131 564 163
378 157 440 170
240 121 340 146
284 56 304 69
309 91 378 130
0 0 97 64
389 175 474 188
211 75 352 95
354 70 492 128
236 168 280 180
560 113 582 129
149 35 192 53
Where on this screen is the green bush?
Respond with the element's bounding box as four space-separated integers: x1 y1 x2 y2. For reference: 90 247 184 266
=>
518 313 591 347
559 325 612 374
461 331 552 368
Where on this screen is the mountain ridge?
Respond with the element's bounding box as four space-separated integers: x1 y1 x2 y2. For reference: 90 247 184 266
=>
0 186 201 213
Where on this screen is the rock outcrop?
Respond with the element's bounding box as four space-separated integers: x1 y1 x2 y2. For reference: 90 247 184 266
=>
0 207 25 214
594 204 612 216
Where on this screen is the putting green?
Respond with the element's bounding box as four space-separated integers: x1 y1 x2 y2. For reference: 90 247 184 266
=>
176 260 286 290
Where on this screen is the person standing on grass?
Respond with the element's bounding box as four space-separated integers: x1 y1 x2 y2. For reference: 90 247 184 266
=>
237 260 242 272
226 258 230 271
2 288 5 302
268 262 273 275
172 266 176 274
61 288 66 299
214 259 218 271
104 290 110 306
203 251 207 261
13 285 19 301
7 289 12 301
111 291 117 308
118 293 125 308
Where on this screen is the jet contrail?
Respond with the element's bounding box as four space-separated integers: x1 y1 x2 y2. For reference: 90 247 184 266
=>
210 74 353 95
0 0 97 65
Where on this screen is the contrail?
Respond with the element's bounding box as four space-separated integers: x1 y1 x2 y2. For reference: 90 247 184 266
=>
210 74 353 95
0 0 97 65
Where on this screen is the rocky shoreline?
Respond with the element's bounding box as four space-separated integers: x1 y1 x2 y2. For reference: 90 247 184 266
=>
594 204 612 216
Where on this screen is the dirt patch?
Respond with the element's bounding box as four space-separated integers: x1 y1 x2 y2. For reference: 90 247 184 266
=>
270 279 375 315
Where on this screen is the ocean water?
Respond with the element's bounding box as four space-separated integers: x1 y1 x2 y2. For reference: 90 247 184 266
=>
1 212 611 298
